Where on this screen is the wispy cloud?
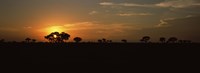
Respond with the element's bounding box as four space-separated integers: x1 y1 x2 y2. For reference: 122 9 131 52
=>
155 20 169 28
99 0 200 8
117 13 153 16
99 2 114 6
89 11 98 15
118 3 154 7
155 0 200 8
99 2 154 7
63 22 138 31
156 15 197 28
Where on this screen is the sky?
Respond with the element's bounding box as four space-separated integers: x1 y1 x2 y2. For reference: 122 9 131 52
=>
0 0 200 42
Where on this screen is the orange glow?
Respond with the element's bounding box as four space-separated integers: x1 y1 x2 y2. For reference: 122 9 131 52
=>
47 26 64 33
36 22 89 41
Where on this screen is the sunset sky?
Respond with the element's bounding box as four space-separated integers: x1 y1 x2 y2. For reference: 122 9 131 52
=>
0 0 200 42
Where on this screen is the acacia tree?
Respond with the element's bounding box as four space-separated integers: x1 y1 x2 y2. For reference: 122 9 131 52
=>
121 39 127 43
73 37 82 43
98 39 102 43
0 39 5 43
44 34 54 42
32 39 36 43
25 38 31 43
60 32 70 42
102 38 106 43
44 32 70 43
140 36 150 43
167 37 178 43
160 37 166 43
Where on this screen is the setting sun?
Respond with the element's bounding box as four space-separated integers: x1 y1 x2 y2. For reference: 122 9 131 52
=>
53 35 57 38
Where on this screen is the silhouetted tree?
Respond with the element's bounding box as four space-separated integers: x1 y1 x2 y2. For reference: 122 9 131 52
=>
60 32 70 42
107 40 112 43
25 38 31 43
98 39 102 43
140 36 150 43
167 37 178 43
160 37 166 43
110 40 112 43
98 39 112 43
44 32 70 43
45 34 54 42
12 41 17 43
52 32 61 42
121 39 127 43
73 37 82 43
102 38 106 43
32 39 36 43
186 40 192 43
0 39 5 43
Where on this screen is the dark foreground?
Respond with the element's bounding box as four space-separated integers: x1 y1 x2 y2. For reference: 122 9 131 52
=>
1 43 200 72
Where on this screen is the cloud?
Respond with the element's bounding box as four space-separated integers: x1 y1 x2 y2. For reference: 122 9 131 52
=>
118 3 153 7
99 0 200 8
155 0 200 8
156 20 169 27
99 2 153 7
99 2 114 6
155 15 196 28
185 15 195 18
89 11 98 15
63 22 138 31
117 13 153 16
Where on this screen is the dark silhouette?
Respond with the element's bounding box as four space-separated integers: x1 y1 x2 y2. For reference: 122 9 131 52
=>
73 37 82 43
98 38 113 43
178 40 192 43
1 36 199 65
44 34 54 42
167 37 178 43
60 32 71 42
102 38 106 43
185 40 192 43
44 32 70 43
0 39 5 43
140 36 150 43
98 39 102 43
25 38 31 43
178 40 183 43
107 40 112 43
160 37 166 43
32 39 36 43
121 39 127 43
98 38 111 43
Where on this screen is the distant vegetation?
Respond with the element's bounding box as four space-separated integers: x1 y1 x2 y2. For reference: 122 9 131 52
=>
0 32 193 44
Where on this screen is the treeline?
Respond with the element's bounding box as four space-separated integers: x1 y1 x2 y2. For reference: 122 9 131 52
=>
0 32 193 44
